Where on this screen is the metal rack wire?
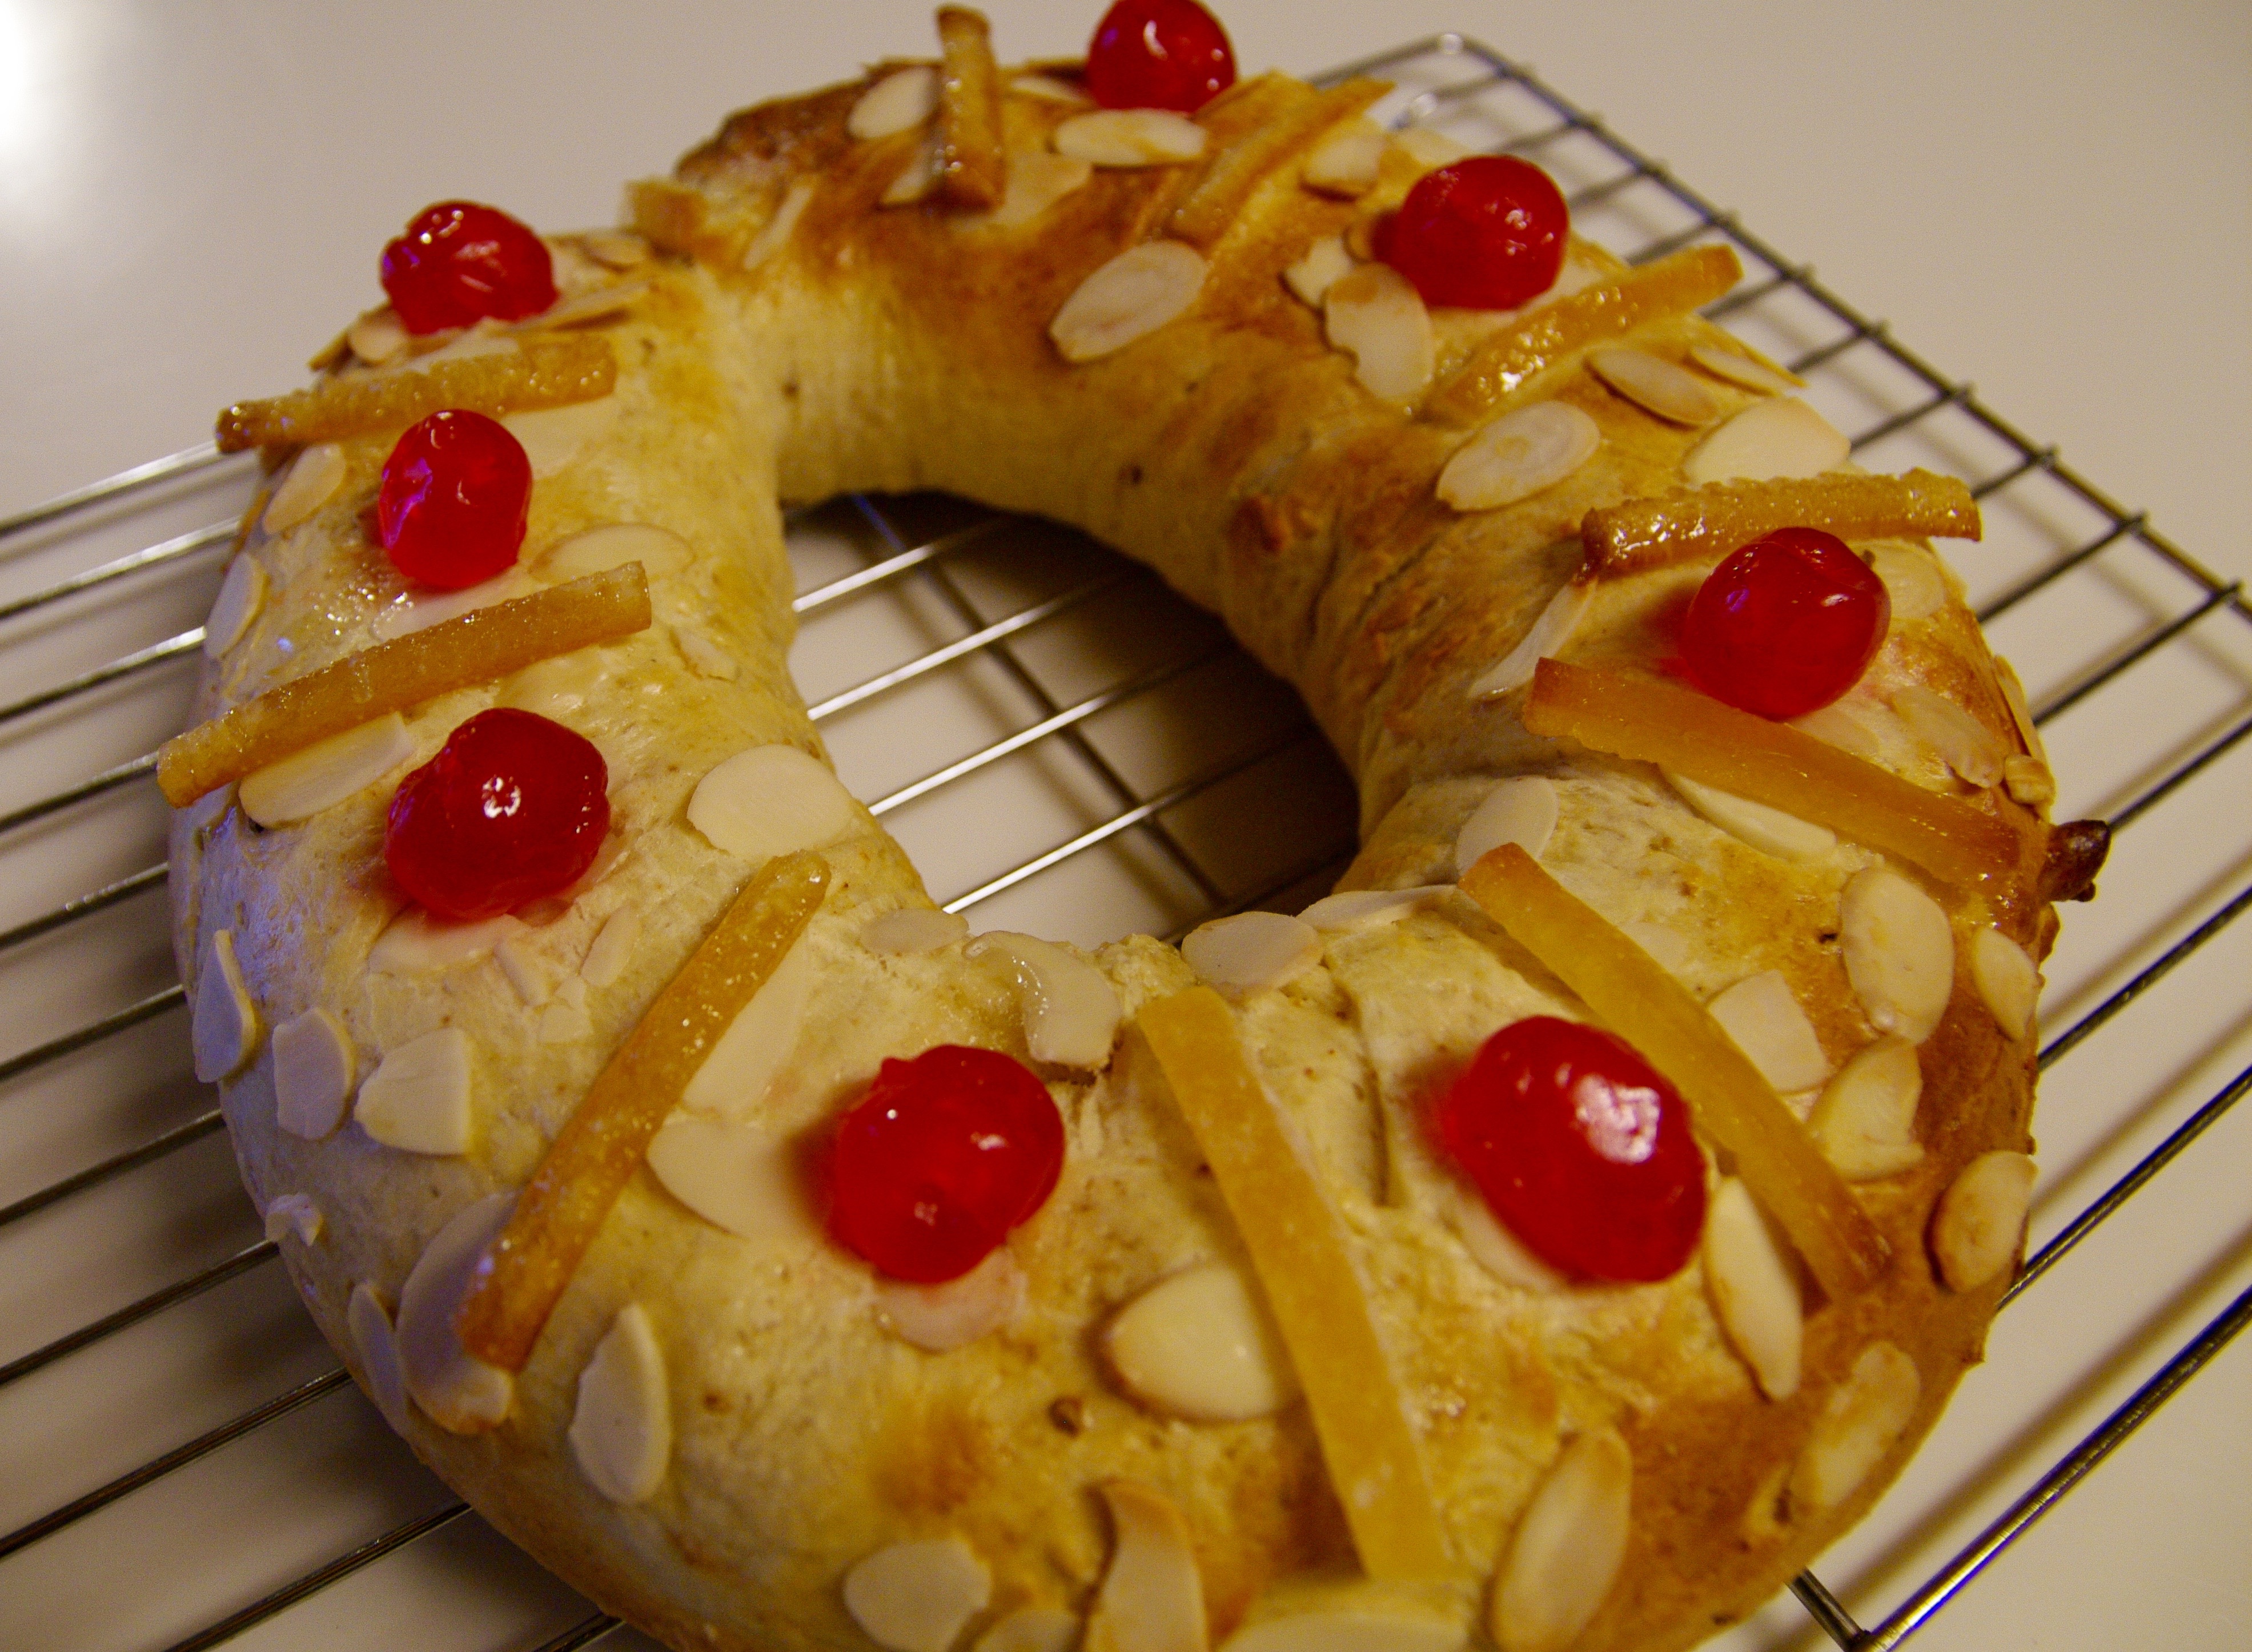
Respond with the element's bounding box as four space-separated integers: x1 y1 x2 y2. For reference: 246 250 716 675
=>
0 33 2245 1652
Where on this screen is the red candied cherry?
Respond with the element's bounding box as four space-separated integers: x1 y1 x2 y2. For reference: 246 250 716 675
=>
1086 0 1236 113
1379 155 1568 311
380 200 557 334
1680 526 1892 719
829 1045 1066 1284
375 409 532 590
384 709 609 921
1434 1016 1706 1282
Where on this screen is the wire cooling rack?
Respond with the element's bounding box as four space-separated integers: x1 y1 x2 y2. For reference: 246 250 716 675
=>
0 34 2246 1652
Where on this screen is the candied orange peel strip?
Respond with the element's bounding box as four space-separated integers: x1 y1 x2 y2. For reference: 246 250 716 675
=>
1579 469 1981 582
934 6 1006 209
1426 244 1744 425
1459 843 1889 1300
156 563 651 807
215 332 617 453
1167 78 1387 248
1137 987 1459 1582
455 850 832 1370
1524 659 2021 887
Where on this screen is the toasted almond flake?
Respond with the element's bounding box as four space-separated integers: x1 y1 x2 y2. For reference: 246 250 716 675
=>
398 1193 515 1433
371 571 540 641
647 1111 823 1244
1703 1179 1803 1400
1442 1182 1566 1292
1468 582 1591 701
876 1248 1028 1352
238 711 415 827
569 1303 672 1502
863 906 971 955
539 522 689 584
1054 108 1208 166
348 308 410 367
1892 685 2006 787
1453 777 1559 877
355 1027 474 1156
1587 347 1719 425
274 1007 356 1138
192 929 258 1083
1790 697 1895 764
2002 753 2055 808
519 278 649 333
1104 1261 1298 1422
1391 126 1470 168
1088 1481 1209 1652
497 649 604 719
1181 911 1322 999
849 65 941 140
202 556 267 661
1283 235 1354 307
493 935 551 1006
504 395 617 477
845 1537 993 1652
1688 342 1797 394
1808 1038 1925 1180
263 1192 323 1246
1840 866 1956 1044
1707 971 1833 1095
581 231 650 269
1931 1150 2037 1291
688 743 862 863
1491 1429 1632 1652
368 908 526 974
1436 401 1600 513
263 443 347 534
1299 885 1455 932
978 1609 1083 1652
741 178 816 272
673 627 738 680
1994 657 2048 763
348 1284 410 1432
968 931 1122 1068
1791 1342 1921 1510
1663 767 1835 860
682 935 814 1118
1682 396 1849 486
1324 263 1435 401
1969 926 2040 1040
1051 241 1207 363
882 135 942 206
580 904 640 987
1302 119 1387 196
1868 542 1949 620
1010 72 1090 104
983 148 1093 227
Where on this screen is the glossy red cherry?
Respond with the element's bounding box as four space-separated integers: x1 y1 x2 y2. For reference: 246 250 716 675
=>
1434 1016 1706 1282
829 1045 1066 1283
384 709 609 921
1680 527 1892 719
380 201 557 334
1085 0 1236 113
1379 156 1569 310
375 409 532 591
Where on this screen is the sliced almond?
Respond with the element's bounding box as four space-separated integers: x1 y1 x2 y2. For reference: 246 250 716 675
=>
1931 1150 2037 1291
674 627 738 680
355 1026 474 1156
688 742 862 863
1436 401 1600 513
1087 1481 1208 1652
1808 1038 1925 1180
581 231 650 269
580 903 640 987
1302 119 1387 196
985 148 1094 227
1283 235 1354 308
263 443 347 535
1791 1341 1921 1511
1324 264 1435 401
1054 108 1208 166
882 135 942 206
1703 1179 1803 1400
979 1610 1083 1652
348 308 410 367
876 1248 1027 1352
540 522 689 582
1391 127 1470 169
238 712 415 827
1790 697 1896 765
1491 1429 1632 1652
367 908 525 974
192 929 259 1084
397 1193 516 1433
2002 753 2055 808
1103 1261 1298 1423
1181 911 1322 999
274 1007 356 1139
347 1284 410 1432
849 65 941 140
966 931 1122 1068
742 177 816 273
1010 73 1091 104
1453 777 1559 877
1868 542 1949 621
681 935 814 1118
263 1192 323 1246
1995 657 2049 763
1663 767 1835 861
1682 396 1850 485
1892 685 2006 788
1298 885 1455 932
503 395 618 477
1839 866 1955 1044
494 935 551 1006
1587 347 1717 426
569 1303 672 1503
370 570 541 642
1969 926 2041 1040
844 1537 993 1652
1706 971 1833 1095
1443 1181 1567 1293
1051 241 1207 363
203 556 266 662
647 1111 822 1245
864 906 971 955
1468 581 1592 701
1687 342 1797 395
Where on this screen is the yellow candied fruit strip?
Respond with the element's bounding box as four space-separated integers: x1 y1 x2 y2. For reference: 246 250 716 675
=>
1137 987 1459 1583
1579 469 1981 582
1523 659 2022 889
215 332 617 453
935 5 1006 209
1167 78 1387 248
1459 843 1889 1301
156 563 652 807
1424 244 1744 426
455 850 832 1371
